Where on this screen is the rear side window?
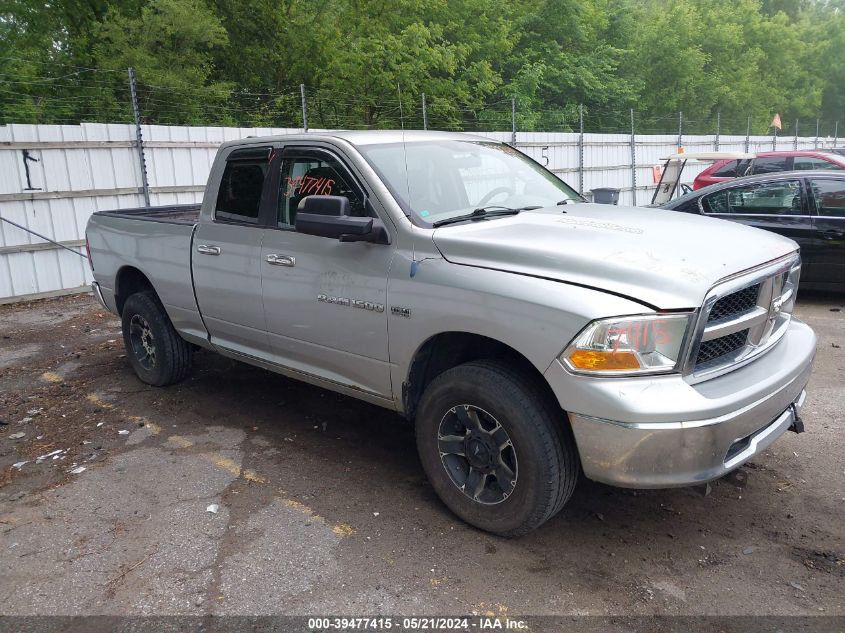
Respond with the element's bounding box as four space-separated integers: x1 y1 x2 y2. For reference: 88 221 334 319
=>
712 159 750 177
751 156 790 175
701 180 804 215
809 179 845 217
794 156 842 171
215 147 271 224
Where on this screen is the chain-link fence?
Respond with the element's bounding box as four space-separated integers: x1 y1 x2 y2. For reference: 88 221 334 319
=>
1 59 842 144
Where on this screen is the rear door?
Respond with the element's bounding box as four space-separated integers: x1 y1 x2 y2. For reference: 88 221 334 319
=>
259 145 395 397
192 146 276 358
806 177 845 288
699 177 816 277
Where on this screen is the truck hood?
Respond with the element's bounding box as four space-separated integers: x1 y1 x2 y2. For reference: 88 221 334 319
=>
431 204 798 309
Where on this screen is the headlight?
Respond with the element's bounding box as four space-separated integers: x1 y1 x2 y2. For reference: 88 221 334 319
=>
562 313 692 376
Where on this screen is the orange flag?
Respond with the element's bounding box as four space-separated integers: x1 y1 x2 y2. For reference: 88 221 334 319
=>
771 113 782 130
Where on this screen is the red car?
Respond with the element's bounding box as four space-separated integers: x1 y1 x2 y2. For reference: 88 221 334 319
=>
693 150 845 190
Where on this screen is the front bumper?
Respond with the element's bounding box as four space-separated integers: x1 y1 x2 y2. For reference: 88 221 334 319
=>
544 318 816 488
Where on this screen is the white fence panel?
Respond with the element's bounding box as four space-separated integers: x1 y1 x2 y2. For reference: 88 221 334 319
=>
1 122 840 301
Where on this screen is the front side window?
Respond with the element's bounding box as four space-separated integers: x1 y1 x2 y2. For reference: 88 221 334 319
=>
214 147 271 223
358 140 580 225
751 156 790 175
702 180 804 215
278 154 367 228
809 179 845 217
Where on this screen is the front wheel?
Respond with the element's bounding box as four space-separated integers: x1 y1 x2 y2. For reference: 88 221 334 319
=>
121 290 192 386
415 360 578 536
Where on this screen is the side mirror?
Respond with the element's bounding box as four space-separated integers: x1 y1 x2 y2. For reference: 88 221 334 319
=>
295 196 388 244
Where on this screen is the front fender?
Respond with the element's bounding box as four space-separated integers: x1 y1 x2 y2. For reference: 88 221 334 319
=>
386 255 651 411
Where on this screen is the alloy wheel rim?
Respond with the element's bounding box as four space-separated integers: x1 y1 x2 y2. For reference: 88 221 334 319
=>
437 404 518 505
129 314 156 370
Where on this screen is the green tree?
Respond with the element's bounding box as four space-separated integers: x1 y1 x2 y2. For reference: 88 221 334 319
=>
298 0 513 130
91 0 231 124
2 0 845 131
501 0 638 131
809 0 845 127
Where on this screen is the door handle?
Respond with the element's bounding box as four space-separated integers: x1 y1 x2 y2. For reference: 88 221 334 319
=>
197 244 221 255
820 229 844 240
266 253 296 267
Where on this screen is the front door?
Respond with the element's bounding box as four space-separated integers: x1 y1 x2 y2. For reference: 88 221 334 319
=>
192 146 274 358
260 146 394 397
699 177 816 278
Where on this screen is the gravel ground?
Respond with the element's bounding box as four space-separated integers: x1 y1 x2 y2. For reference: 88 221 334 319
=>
0 291 843 618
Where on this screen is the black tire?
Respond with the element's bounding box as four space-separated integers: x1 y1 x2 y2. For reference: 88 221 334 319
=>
415 360 578 537
121 290 192 386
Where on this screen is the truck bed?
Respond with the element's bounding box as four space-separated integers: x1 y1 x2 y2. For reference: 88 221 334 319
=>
87 202 205 342
95 204 202 226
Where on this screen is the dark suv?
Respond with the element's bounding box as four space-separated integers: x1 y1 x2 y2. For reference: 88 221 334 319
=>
664 171 845 290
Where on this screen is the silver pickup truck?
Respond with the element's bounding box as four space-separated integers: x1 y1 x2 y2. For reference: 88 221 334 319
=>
86 131 816 536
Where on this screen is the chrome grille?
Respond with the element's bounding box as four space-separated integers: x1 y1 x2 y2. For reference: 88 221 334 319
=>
708 284 760 322
687 256 801 381
696 329 749 365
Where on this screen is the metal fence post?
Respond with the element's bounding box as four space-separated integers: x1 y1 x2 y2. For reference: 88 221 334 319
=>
834 121 839 148
127 67 150 208
630 108 637 206
815 118 820 149
578 104 584 196
793 119 799 150
300 84 308 132
677 111 683 149
772 126 777 151
714 111 720 151
422 93 428 131
511 98 516 144
745 115 751 153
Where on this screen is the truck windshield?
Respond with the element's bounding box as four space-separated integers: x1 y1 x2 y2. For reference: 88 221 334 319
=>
358 140 581 225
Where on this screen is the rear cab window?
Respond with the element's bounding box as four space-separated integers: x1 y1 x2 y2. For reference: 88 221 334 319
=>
214 147 272 224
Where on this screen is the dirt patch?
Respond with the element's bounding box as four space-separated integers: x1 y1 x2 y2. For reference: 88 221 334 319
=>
0 294 129 495
0 291 843 616
793 547 845 577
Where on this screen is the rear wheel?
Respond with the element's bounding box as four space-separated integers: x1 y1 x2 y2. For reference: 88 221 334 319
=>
415 360 578 536
121 290 192 386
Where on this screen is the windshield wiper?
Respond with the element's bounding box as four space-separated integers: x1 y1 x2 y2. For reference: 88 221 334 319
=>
431 205 541 228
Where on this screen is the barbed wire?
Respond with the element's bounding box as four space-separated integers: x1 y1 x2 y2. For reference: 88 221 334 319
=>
0 59 842 137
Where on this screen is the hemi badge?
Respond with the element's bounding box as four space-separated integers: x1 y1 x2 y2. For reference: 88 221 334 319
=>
391 306 411 318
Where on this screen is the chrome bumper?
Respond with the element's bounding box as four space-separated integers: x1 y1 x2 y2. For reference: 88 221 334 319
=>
545 318 816 488
91 281 109 311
